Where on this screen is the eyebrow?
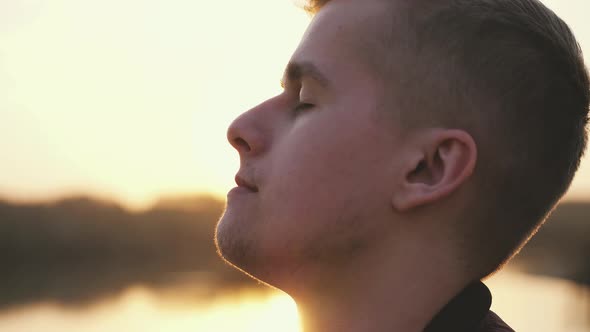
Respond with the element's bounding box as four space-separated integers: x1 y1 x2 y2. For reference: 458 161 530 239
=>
281 61 331 89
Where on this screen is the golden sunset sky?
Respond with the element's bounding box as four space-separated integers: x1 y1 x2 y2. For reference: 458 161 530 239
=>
1 0 589 210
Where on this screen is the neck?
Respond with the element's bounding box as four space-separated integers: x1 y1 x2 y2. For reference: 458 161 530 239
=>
289 234 473 332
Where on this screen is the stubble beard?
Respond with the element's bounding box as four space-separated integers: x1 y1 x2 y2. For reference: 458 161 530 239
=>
214 212 257 271
214 207 377 291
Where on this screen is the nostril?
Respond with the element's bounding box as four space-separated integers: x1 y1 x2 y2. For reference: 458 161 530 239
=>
233 137 251 153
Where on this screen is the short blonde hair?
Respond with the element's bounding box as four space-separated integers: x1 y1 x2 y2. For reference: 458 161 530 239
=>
302 0 589 277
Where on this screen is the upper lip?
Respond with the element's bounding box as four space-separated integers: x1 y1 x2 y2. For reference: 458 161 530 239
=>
235 174 259 192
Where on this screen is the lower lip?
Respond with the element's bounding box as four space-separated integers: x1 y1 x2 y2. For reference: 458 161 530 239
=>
227 186 256 197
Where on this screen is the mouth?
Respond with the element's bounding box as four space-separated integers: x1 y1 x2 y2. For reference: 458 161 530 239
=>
235 175 259 193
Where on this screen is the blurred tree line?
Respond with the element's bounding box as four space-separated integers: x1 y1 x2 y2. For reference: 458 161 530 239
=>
0 195 255 309
0 195 587 309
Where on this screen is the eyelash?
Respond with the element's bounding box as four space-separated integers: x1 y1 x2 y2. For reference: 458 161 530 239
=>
281 81 314 115
293 102 314 115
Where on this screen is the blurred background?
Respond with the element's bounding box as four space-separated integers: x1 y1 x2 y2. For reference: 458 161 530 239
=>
0 0 588 331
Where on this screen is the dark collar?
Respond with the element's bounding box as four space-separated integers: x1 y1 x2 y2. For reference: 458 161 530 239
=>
424 281 492 332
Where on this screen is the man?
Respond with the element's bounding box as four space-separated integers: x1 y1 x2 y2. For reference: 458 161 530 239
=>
215 0 589 331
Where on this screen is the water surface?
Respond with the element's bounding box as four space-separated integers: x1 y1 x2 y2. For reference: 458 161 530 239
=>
0 269 586 332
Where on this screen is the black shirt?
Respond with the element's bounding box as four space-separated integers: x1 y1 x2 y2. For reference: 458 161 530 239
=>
424 282 515 332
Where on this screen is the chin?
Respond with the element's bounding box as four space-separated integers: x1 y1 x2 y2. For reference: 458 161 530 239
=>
215 214 293 287
215 211 261 269
215 230 276 287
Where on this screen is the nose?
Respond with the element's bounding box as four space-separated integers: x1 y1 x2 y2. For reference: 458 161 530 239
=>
226 109 267 157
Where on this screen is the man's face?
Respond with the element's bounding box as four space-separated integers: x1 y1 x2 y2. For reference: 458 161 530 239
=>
216 0 403 282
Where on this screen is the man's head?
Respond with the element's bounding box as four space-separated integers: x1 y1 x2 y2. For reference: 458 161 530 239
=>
215 0 589 289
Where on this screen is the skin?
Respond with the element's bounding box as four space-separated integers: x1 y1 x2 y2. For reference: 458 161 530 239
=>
216 0 479 331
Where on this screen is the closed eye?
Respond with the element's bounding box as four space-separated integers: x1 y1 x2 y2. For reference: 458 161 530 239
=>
293 103 314 115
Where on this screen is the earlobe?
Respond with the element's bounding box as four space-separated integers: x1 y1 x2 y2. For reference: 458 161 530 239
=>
391 129 477 212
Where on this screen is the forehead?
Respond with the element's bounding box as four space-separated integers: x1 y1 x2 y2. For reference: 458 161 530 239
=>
289 0 392 90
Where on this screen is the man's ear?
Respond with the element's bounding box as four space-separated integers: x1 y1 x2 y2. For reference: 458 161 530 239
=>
392 129 477 212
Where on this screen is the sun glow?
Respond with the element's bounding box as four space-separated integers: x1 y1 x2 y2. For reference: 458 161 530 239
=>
0 0 589 209
0 0 309 209
0 287 302 332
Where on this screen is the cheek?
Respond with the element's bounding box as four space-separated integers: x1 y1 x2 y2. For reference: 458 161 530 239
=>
263 111 393 229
